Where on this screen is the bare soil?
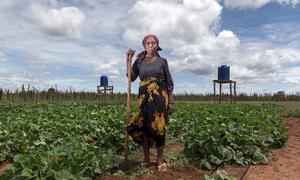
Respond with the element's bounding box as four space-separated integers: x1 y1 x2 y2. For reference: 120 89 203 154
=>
0 159 12 173
244 117 300 180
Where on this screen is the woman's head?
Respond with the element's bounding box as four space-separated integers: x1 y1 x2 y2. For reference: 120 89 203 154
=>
142 34 162 56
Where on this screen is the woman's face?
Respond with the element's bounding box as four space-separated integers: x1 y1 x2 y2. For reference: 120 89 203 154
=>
144 37 158 55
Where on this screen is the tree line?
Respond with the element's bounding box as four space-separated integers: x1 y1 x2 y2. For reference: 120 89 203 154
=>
0 86 299 102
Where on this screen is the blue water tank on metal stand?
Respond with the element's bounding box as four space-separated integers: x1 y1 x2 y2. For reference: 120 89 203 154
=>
214 65 237 104
97 75 113 94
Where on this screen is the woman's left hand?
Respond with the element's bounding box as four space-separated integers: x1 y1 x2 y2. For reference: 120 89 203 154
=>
168 103 174 115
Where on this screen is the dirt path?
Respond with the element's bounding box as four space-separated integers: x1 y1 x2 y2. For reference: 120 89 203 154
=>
244 117 300 180
99 144 207 180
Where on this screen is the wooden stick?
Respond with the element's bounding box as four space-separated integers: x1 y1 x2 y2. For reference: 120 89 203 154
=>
125 50 134 162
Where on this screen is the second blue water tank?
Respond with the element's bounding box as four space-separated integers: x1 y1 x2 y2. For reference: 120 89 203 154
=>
218 65 230 80
100 75 108 87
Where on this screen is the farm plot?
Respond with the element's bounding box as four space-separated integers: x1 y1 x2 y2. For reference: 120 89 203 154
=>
0 102 287 179
169 103 287 169
0 102 130 179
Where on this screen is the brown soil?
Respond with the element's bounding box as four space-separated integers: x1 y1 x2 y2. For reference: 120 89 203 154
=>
0 159 12 173
244 117 300 180
99 144 207 180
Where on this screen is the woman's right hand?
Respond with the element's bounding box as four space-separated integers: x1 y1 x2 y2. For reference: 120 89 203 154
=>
126 49 135 63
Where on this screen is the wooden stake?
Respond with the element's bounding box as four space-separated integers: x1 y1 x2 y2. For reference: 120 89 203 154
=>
125 49 135 162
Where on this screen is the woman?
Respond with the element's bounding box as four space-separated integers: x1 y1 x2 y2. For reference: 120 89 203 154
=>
126 34 174 171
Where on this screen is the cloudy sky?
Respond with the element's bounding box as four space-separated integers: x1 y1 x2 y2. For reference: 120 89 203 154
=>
0 0 300 94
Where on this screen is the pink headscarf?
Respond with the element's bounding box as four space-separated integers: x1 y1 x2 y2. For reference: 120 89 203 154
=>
137 34 162 62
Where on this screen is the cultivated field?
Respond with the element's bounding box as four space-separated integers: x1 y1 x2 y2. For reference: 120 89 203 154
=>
0 101 299 179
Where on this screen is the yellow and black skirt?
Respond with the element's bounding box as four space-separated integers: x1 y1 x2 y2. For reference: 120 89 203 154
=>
127 77 169 148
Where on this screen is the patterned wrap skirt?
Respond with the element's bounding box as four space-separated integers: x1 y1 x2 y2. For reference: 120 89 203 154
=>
127 77 169 148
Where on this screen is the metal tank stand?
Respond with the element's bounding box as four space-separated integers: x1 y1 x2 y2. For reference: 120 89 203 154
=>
97 85 114 94
213 80 237 104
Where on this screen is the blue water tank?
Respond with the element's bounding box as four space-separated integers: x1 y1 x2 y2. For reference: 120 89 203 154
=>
218 65 230 80
100 75 108 87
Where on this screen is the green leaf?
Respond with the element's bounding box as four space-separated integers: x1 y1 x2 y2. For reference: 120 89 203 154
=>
54 169 75 180
21 168 33 178
202 160 212 170
33 140 47 146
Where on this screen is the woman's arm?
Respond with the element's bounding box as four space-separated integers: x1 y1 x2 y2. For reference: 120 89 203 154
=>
126 59 139 82
163 59 174 112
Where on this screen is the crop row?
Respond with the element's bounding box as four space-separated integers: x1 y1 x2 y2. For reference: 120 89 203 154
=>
0 102 131 179
169 103 287 169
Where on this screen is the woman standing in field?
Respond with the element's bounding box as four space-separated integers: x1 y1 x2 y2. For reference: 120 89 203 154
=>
126 34 174 171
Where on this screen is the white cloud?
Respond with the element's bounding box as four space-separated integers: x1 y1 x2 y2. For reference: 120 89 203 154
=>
230 46 300 84
282 67 300 83
278 0 300 6
260 22 300 46
2 1 134 91
31 6 86 39
25 58 48 70
0 0 12 9
123 0 240 76
0 68 52 90
0 67 96 92
224 0 300 9
0 52 7 62
174 82 212 94
94 61 121 79
123 0 222 48
224 0 271 9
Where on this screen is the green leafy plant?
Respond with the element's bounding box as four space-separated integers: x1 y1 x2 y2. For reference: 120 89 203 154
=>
0 102 130 179
169 103 287 169
203 170 236 180
288 109 300 118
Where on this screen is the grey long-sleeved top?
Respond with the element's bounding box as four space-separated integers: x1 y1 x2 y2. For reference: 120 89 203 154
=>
129 57 174 101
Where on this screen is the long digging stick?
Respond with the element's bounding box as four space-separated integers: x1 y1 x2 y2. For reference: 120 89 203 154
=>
125 49 135 162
